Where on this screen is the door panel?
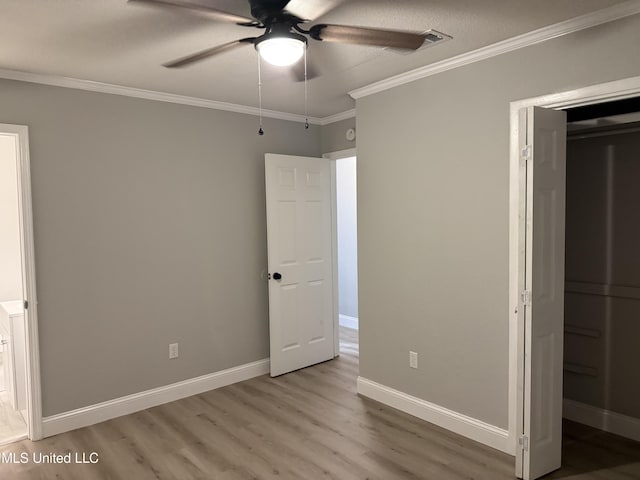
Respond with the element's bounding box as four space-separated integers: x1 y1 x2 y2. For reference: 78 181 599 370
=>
265 154 335 377
519 106 567 480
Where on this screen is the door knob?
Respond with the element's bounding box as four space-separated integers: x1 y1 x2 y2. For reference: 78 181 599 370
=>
273 272 282 280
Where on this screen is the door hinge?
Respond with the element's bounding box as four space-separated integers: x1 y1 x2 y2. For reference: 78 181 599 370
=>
24 300 28 310
521 145 532 162
519 435 529 451
520 290 531 307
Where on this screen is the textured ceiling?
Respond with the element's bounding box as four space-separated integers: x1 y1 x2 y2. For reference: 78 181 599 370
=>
0 0 631 118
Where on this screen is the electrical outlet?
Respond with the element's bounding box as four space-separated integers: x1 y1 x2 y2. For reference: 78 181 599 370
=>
409 351 418 369
169 343 179 359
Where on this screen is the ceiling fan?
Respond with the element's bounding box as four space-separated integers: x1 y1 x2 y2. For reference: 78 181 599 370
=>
130 0 431 69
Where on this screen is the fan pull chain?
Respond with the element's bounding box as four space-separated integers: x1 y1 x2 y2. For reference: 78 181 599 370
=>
304 46 309 130
257 53 264 136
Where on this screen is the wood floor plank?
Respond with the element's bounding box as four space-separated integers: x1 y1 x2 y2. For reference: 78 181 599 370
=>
0 328 638 479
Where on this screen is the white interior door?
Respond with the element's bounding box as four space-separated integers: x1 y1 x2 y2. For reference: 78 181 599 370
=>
518 106 567 479
265 153 335 377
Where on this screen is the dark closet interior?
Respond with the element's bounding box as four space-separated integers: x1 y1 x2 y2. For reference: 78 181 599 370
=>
563 101 640 431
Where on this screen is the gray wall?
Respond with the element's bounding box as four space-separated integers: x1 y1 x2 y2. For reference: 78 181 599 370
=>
0 79 321 416
356 14 640 429
321 117 356 154
564 126 640 420
0 134 23 302
336 156 358 320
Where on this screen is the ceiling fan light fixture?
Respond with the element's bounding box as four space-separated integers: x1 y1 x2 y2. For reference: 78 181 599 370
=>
256 35 306 67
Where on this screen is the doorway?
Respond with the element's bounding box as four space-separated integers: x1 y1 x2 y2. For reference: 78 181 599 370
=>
563 107 640 440
265 150 358 376
336 155 358 357
509 77 640 479
0 131 28 444
326 149 359 357
0 124 41 444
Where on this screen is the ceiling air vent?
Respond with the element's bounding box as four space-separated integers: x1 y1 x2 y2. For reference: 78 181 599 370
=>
384 30 452 55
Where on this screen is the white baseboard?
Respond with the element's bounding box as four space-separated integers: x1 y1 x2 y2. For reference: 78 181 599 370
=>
42 358 270 438
563 398 640 442
357 377 511 454
339 314 358 330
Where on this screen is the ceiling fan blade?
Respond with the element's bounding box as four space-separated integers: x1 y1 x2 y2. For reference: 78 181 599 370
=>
129 0 255 24
285 0 342 21
309 24 426 50
164 38 256 68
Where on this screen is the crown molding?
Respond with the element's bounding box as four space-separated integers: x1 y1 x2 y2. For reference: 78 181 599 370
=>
0 68 323 125
349 0 640 100
319 109 356 125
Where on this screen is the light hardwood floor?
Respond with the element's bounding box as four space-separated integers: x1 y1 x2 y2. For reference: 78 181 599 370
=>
0 390 27 445
0 356 28 444
0 327 638 479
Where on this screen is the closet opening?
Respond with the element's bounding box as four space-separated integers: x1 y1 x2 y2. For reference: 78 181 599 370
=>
561 98 640 463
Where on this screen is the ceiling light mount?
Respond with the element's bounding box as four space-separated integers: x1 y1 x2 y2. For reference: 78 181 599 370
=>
255 25 307 67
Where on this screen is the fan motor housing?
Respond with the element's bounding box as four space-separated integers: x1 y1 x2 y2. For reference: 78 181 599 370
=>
249 0 291 24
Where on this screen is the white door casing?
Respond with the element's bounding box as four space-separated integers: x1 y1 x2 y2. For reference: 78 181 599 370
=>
265 153 335 377
517 107 567 479
324 147 357 357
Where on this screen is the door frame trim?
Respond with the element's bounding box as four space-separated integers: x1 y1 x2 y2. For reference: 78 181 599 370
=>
508 76 640 466
0 123 43 441
324 148 357 357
